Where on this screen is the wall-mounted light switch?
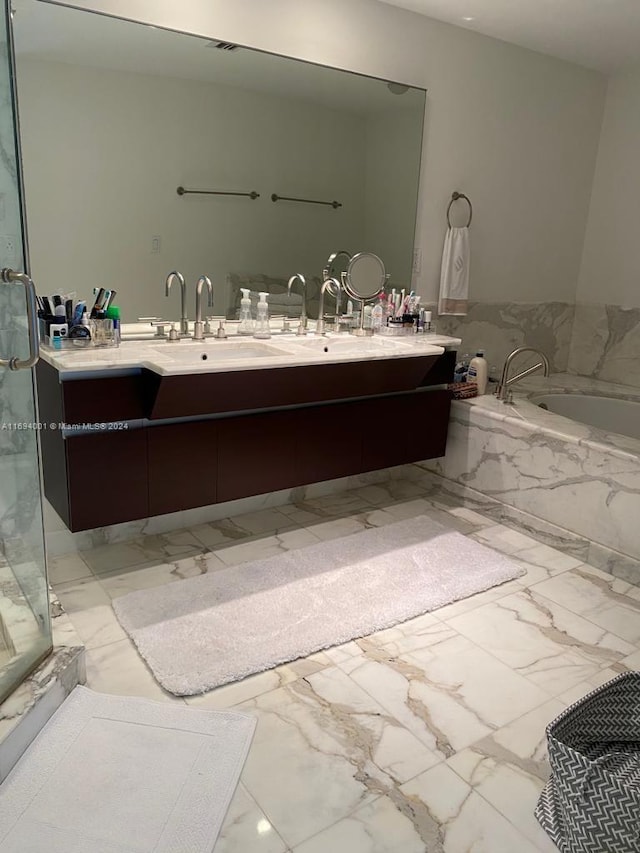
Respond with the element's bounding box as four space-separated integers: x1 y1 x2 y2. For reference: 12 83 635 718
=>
151 235 161 253
412 248 422 275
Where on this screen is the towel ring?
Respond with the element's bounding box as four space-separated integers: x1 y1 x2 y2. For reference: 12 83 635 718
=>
446 191 472 228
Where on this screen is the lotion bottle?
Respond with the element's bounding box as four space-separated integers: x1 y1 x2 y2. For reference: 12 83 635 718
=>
253 292 271 339
238 288 254 335
467 350 488 395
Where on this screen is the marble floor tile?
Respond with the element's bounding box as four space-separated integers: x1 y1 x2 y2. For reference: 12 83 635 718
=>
46 552 92 585
215 529 321 566
305 516 368 541
445 749 557 850
43 476 640 853
99 553 228 599
531 566 640 644
84 638 183 703
216 783 289 853
237 667 441 848
81 530 205 576
400 763 542 851
445 589 635 696
335 633 550 759
292 795 427 852
471 525 545 555
186 653 331 711
55 577 111 613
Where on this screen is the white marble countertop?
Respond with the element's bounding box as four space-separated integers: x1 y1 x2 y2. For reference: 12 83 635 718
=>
39 331 461 378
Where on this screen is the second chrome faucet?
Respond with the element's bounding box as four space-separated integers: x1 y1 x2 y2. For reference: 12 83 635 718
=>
164 271 214 340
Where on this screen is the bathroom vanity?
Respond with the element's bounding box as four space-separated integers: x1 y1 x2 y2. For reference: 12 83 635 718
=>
35 334 459 531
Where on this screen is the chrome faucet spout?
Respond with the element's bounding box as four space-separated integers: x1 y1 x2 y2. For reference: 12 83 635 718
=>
287 273 307 335
165 270 188 335
194 275 213 340
496 346 550 402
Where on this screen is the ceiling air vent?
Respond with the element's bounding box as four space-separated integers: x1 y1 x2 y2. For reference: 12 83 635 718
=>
206 41 239 52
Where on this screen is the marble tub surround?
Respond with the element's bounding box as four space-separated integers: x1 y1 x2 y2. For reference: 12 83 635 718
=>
434 301 574 374
424 372 640 584
0 589 85 782
568 302 640 390
44 478 640 852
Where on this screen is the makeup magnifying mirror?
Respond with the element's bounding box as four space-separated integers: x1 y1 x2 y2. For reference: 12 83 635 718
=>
341 252 387 336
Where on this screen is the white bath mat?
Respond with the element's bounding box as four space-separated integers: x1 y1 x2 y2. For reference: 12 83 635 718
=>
114 514 525 696
0 686 255 853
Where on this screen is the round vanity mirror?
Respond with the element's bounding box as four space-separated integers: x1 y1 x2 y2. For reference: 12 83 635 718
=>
323 249 352 282
341 252 387 336
342 252 386 302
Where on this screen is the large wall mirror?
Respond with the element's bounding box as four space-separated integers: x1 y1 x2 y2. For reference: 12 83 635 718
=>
12 0 426 323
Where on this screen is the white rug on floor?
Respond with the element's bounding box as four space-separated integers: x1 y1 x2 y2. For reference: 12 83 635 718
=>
113 514 525 696
0 686 255 853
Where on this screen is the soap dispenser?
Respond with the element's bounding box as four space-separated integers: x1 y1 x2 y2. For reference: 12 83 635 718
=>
253 292 271 339
238 288 254 335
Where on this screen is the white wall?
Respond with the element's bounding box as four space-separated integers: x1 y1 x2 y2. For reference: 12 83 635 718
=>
17 60 367 321
58 0 607 305
577 66 640 307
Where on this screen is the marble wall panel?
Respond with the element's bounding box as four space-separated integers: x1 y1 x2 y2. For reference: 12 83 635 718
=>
434 301 575 373
568 303 640 389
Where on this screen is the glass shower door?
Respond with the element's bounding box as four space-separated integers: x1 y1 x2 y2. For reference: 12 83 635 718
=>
0 0 51 704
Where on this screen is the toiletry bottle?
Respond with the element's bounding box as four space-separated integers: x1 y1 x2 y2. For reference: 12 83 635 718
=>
467 350 488 395
253 292 271 339
105 305 121 346
238 288 254 335
371 294 385 332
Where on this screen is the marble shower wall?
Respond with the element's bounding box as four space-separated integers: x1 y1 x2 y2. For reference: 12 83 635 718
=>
567 303 640 389
435 301 575 373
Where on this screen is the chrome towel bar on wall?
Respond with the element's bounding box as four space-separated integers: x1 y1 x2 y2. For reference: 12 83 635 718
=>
177 186 260 199
271 193 342 209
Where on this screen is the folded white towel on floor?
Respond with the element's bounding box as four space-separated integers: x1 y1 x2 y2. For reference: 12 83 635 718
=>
438 226 470 315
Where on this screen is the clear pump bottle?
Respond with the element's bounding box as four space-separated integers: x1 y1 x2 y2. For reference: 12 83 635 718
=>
253 291 271 339
238 288 254 335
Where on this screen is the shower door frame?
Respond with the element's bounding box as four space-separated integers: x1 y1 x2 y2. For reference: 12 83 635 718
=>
0 0 52 705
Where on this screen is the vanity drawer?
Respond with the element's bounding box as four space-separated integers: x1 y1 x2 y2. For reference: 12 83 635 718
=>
65 428 148 530
361 389 451 470
148 421 218 516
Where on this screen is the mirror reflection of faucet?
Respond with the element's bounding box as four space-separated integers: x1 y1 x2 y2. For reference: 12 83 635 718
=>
286 273 307 335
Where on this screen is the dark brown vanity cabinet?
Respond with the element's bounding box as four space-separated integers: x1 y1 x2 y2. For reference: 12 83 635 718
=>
36 354 454 531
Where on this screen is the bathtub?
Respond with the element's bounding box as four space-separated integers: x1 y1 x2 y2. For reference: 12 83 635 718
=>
423 374 640 584
533 393 640 441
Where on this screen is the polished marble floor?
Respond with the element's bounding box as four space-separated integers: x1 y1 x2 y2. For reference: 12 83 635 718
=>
48 478 640 852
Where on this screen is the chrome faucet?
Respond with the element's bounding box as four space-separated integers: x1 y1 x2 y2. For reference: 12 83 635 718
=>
165 271 189 336
496 346 550 402
316 277 342 335
287 273 307 335
194 275 213 341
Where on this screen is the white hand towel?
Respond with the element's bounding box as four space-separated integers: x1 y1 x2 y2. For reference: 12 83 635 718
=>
438 226 470 315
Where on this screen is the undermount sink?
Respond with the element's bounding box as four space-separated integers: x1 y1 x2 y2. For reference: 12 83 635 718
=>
151 342 289 362
286 336 413 354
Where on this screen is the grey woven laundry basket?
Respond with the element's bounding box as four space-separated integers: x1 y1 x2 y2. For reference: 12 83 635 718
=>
535 671 640 853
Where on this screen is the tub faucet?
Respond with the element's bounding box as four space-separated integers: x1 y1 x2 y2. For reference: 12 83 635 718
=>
287 273 307 335
194 275 213 341
316 277 342 335
496 346 550 402
165 271 189 336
